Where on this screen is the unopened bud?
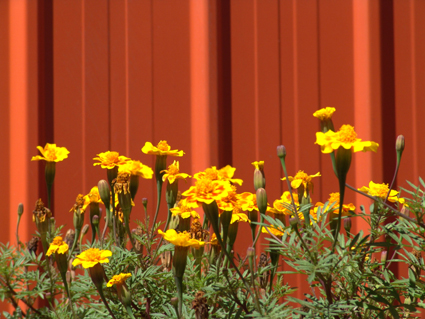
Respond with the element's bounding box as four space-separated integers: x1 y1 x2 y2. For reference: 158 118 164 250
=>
50 217 56 233
381 250 387 263
277 145 286 159
254 169 266 191
256 188 268 214
247 247 255 258
97 180 111 207
142 198 148 205
289 216 299 229
343 217 352 234
82 224 90 236
396 135 405 153
17 203 24 217
170 297 178 306
92 215 99 226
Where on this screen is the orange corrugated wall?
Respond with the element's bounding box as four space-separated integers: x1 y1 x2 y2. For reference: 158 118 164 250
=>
1 0 425 315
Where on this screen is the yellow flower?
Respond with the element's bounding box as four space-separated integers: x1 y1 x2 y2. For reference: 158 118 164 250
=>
216 185 241 212
170 200 200 219
272 191 299 215
161 161 191 184
315 125 379 154
230 209 249 224
327 192 355 214
282 171 320 197
46 236 69 256
119 160 153 179
107 273 131 287
238 192 259 211
313 107 336 120
251 161 264 170
31 143 69 162
194 165 243 186
82 186 104 212
72 248 112 269
358 181 400 202
158 229 205 249
93 151 130 169
182 179 231 205
141 140 184 157
262 225 285 237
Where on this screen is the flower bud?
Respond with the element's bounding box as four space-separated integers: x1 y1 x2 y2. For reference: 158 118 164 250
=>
277 145 286 159
17 203 24 217
97 180 111 207
82 224 90 236
256 188 268 215
142 198 148 205
381 250 387 263
343 217 352 234
247 247 255 258
289 216 299 229
254 170 266 191
396 135 405 153
92 215 99 226
73 208 84 230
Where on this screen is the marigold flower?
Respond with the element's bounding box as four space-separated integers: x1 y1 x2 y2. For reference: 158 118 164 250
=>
93 151 130 169
170 200 200 219
327 192 355 214
182 179 231 205
272 191 299 215
315 125 379 154
46 236 69 256
238 192 259 211
161 161 191 184
313 107 336 121
282 170 321 197
142 140 184 157
72 248 112 269
230 209 249 224
194 165 243 186
251 161 264 170
216 185 241 212
31 143 69 162
262 225 285 237
82 186 103 212
107 273 131 287
358 181 401 203
158 229 205 249
119 160 153 179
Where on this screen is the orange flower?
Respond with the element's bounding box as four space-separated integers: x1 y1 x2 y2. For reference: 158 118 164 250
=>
194 165 243 186
170 199 200 219
31 143 69 162
315 125 379 154
93 151 130 169
72 248 112 269
161 161 191 184
82 186 103 212
182 179 231 205
282 170 321 197
216 185 241 212
272 191 299 215
119 160 153 179
238 192 258 211
141 140 184 157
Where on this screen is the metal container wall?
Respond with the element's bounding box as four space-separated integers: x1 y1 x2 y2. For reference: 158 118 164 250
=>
1 0 424 314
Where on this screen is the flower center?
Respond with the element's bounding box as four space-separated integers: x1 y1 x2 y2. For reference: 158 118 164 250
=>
328 192 340 203
337 125 357 143
371 183 389 198
105 152 119 163
45 146 57 161
52 237 64 246
204 168 218 180
195 179 214 195
85 248 102 261
157 140 169 151
167 164 179 175
294 171 310 182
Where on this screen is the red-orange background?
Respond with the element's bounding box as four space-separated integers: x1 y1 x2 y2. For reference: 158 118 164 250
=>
1 0 425 315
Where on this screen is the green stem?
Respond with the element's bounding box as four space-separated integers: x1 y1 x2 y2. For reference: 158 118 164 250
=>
125 305 136 319
279 158 298 214
329 152 338 178
252 214 264 248
68 229 81 262
16 215 22 251
248 250 263 315
150 179 163 239
175 276 183 319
